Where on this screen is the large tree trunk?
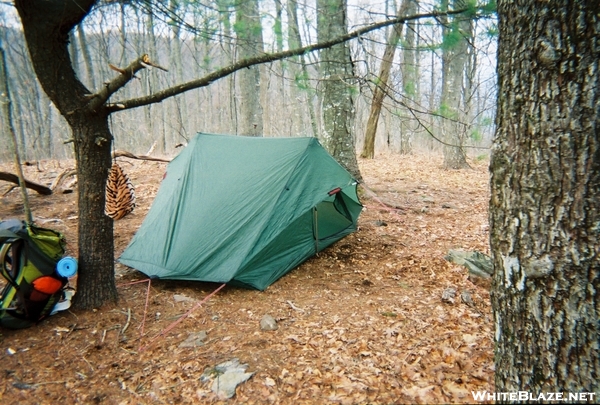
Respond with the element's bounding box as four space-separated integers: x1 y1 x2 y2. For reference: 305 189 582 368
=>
491 0 599 393
15 0 118 309
72 115 118 308
317 0 362 181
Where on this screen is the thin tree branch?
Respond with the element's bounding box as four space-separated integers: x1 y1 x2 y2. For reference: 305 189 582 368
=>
361 76 491 150
108 7 476 113
84 54 158 112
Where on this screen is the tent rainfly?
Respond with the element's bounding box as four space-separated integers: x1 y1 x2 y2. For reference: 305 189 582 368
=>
119 133 363 290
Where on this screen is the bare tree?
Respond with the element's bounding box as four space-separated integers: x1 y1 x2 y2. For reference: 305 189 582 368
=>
361 0 409 159
287 0 318 138
234 0 264 136
398 0 419 154
439 0 471 169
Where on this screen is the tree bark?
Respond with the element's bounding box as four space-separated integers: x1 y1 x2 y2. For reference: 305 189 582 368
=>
72 114 117 308
440 0 470 169
234 0 264 136
398 0 419 154
317 0 362 181
491 0 600 393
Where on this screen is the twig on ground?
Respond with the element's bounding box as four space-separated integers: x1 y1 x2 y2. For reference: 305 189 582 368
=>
122 308 132 334
286 300 305 312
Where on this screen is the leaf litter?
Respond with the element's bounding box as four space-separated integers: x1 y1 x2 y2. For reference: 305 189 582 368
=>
0 153 493 404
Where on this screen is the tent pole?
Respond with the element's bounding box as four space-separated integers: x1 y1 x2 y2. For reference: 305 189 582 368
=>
313 206 319 254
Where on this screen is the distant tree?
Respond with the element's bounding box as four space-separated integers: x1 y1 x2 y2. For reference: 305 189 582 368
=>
234 0 264 136
317 0 362 180
76 22 96 90
167 0 188 146
440 0 471 169
398 0 419 154
287 0 319 138
361 0 409 159
491 0 599 393
215 0 236 130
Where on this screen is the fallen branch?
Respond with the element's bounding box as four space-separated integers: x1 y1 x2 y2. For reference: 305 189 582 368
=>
0 171 52 195
286 300 305 313
122 308 132 334
50 169 77 191
112 150 171 163
3 150 169 197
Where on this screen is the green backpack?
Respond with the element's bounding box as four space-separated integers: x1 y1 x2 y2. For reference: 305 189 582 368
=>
1 219 68 329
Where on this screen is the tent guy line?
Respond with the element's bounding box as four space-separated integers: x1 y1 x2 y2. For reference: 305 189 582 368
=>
138 282 227 352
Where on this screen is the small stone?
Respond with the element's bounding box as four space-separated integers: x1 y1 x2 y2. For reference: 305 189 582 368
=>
179 331 208 348
260 314 278 331
173 294 195 303
461 290 475 307
441 287 457 304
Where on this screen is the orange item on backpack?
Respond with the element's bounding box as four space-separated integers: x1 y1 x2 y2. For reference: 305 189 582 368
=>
32 276 63 295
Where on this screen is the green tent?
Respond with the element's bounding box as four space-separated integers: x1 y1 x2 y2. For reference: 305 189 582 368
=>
119 133 362 290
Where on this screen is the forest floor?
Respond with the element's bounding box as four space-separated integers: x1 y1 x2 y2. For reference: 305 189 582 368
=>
0 152 493 404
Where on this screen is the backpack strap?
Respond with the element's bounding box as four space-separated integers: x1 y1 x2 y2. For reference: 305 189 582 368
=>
1 240 23 289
